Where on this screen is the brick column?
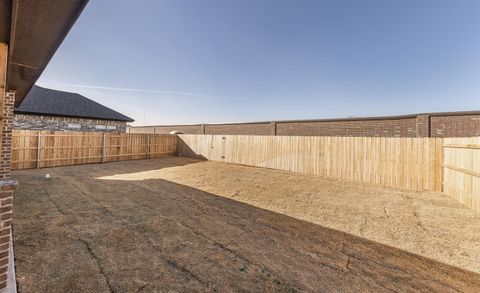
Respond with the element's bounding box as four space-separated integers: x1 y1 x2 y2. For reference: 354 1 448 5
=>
416 114 430 137
0 92 17 291
270 121 277 136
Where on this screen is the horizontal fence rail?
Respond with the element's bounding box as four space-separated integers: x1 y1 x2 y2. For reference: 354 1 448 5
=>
177 134 444 192
12 130 177 170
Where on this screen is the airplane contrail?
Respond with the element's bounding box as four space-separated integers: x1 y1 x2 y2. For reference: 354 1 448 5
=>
38 82 248 101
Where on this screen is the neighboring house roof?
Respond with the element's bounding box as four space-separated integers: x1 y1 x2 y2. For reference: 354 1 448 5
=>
14 86 134 122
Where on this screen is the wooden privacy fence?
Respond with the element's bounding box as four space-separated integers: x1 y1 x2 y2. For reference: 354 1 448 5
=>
12 130 177 170
12 131 480 212
443 137 480 212
178 135 444 192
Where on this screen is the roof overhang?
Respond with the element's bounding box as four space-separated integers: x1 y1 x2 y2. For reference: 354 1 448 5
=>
1 0 89 106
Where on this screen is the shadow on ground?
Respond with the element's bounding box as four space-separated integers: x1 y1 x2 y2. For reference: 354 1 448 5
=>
12 158 480 292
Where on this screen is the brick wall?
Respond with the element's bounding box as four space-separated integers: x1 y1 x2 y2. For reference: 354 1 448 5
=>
127 126 157 134
128 124 204 134
276 118 417 137
205 122 273 135
128 111 480 138
415 115 430 137
14 114 127 132
430 114 480 137
0 94 14 178
0 92 17 290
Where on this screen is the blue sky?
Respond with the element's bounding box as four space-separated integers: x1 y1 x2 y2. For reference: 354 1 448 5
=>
37 0 480 126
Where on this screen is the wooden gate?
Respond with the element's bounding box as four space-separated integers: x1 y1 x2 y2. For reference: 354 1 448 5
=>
443 137 480 212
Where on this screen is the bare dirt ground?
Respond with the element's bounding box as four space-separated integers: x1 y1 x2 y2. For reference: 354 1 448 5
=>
12 157 480 292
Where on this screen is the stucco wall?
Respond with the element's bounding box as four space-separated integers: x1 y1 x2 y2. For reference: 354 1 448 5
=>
14 114 127 132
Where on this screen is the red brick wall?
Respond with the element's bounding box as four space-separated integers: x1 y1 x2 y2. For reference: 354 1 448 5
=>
415 115 430 137
276 118 417 137
430 115 480 137
0 92 16 290
129 125 205 134
132 123 274 135
154 125 204 134
205 123 273 135
128 126 157 134
0 93 14 179
129 112 480 138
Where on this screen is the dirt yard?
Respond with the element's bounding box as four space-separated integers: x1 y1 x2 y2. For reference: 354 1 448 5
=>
12 157 480 292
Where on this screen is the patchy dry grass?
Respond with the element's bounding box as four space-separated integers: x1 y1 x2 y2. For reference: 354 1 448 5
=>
12 157 480 292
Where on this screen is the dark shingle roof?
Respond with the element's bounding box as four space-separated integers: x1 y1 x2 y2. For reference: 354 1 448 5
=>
15 86 134 122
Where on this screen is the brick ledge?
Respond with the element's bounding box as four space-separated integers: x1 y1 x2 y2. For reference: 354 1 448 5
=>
0 179 17 192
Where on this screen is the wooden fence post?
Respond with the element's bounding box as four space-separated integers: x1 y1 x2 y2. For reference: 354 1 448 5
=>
102 133 106 163
36 132 41 169
146 134 150 159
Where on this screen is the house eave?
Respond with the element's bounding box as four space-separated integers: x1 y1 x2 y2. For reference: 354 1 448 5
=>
3 0 89 106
